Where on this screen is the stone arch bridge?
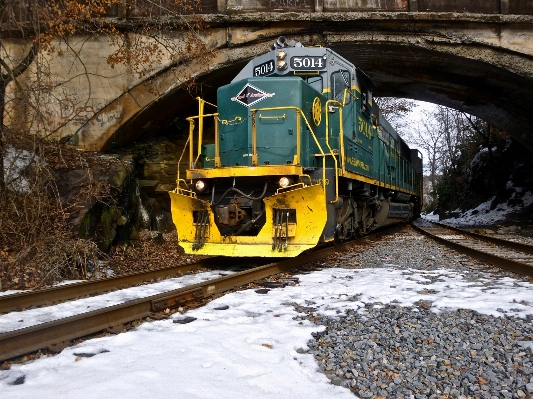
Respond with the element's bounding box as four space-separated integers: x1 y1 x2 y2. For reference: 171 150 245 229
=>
6 0 533 152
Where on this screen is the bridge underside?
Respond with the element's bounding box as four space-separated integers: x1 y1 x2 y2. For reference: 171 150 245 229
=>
331 42 533 147
71 15 533 152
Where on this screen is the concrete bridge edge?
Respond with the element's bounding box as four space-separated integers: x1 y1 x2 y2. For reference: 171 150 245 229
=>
67 13 533 151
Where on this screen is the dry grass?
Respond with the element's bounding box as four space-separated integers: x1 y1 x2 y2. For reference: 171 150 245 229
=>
1 237 108 290
109 230 205 276
0 132 109 290
0 230 202 291
0 131 200 291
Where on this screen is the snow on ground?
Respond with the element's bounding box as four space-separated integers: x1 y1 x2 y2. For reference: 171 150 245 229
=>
426 191 533 227
2 262 533 398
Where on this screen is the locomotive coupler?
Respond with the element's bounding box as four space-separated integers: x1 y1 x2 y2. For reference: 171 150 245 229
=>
215 201 246 227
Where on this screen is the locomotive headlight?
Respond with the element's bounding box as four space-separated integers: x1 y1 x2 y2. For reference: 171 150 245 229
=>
277 50 286 60
278 177 291 188
277 60 287 70
195 180 207 192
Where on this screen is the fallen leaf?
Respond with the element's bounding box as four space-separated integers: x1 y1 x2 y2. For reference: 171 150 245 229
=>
262 343 273 349
478 376 488 385
75 356 82 362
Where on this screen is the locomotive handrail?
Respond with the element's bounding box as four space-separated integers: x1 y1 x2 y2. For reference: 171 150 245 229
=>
323 88 360 204
325 98 343 204
185 112 221 169
185 113 219 119
173 179 197 198
176 128 192 184
196 97 216 166
301 174 313 186
326 88 359 204
249 106 331 193
275 182 306 194
184 97 220 171
345 88 360 102
258 113 286 120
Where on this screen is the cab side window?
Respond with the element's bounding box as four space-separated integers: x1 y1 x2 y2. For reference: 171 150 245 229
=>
361 92 368 113
360 89 371 115
331 71 351 104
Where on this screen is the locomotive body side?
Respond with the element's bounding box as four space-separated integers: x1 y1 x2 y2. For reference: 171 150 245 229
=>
169 40 423 257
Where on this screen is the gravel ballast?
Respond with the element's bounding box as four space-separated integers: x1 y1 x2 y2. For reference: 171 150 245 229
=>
302 226 533 399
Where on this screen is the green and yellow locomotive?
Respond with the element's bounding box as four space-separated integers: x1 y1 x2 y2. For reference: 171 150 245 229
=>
170 37 423 257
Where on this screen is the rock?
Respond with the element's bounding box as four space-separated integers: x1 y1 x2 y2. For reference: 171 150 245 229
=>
150 199 174 232
10 376 25 386
173 317 197 324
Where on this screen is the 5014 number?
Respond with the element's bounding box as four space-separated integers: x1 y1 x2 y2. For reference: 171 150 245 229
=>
254 60 275 77
290 56 325 70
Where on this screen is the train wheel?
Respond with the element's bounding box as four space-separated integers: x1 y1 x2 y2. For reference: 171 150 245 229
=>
334 224 346 244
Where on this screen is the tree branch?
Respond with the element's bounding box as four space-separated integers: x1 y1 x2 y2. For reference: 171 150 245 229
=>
0 41 40 85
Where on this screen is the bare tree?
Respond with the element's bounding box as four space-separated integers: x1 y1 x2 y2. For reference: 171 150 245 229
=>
462 114 508 163
2 0 117 194
0 0 210 288
375 97 417 135
1 0 209 196
408 107 446 186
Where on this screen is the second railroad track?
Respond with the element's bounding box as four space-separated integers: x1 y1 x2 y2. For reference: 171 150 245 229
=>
412 219 533 277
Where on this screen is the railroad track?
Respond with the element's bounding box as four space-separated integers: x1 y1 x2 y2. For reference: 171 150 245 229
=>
0 224 405 362
0 256 240 314
412 219 533 276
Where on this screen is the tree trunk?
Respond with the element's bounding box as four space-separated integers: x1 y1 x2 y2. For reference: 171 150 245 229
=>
0 82 6 199
0 41 38 200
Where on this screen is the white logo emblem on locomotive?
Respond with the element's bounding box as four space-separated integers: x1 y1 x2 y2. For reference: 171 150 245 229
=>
231 83 275 107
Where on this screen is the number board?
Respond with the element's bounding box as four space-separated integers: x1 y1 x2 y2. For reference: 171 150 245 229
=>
290 56 325 70
254 60 275 77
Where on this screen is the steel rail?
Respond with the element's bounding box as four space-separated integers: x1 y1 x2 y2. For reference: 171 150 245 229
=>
0 224 405 362
0 256 238 314
432 221 533 255
412 222 533 277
